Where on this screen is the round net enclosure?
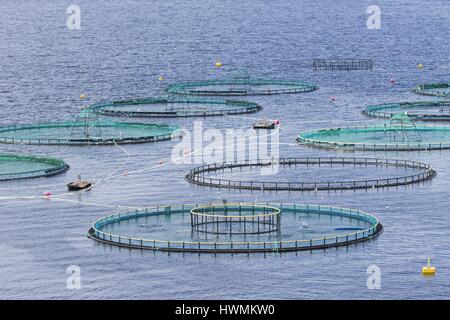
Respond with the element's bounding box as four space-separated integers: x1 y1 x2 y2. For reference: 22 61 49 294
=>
89 96 262 118
88 202 383 254
185 157 436 191
190 204 281 235
412 83 450 97
0 153 69 181
297 113 450 151
0 110 181 146
166 72 318 96
363 101 450 121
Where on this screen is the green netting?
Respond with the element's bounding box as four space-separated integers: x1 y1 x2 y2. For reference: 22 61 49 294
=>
363 101 450 121
89 96 262 117
190 204 281 235
88 203 382 253
297 116 450 151
0 121 181 146
166 76 318 96
0 153 69 181
412 83 450 97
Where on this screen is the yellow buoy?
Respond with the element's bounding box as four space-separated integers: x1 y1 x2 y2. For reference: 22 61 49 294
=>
215 59 223 68
80 94 86 100
158 76 164 81
422 258 436 276
418 63 423 69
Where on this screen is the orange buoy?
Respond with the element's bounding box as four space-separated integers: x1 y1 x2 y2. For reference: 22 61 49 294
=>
389 78 395 85
330 96 336 102
43 191 52 197
159 160 164 165
123 170 128 176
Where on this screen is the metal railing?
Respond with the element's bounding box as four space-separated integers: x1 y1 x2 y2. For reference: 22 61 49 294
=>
412 83 450 97
313 59 373 71
0 154 69 181
166 79 319 96
185 157 435 191
363 101 450 121
89 97 262 118
297 125 450 151
0 122 181 145
89 203 381 253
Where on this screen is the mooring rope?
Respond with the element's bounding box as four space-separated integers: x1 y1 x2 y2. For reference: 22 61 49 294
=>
0 126 280 211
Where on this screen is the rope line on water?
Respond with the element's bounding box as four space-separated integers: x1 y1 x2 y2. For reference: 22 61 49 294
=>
0 127 280 210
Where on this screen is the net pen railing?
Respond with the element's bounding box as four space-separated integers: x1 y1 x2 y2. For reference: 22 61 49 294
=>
0 154 69 181
0 122 180 145
412 83 450 96
88 97 262 117
297 125 450 151
363 101 450 121
313 59 373 71
185 157 435 191
89 203 381 253
190 204 281 235
166 79 319 96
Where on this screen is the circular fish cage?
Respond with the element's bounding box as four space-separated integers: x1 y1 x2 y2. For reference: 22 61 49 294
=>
190 204 281 235
88 202 383 254
412 83 450 97
185 157 436 191
297 114 450 151
363 101 450 122
89 97 262 118
0 153 69 181
166 76 318 96
0 121 181 146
